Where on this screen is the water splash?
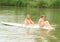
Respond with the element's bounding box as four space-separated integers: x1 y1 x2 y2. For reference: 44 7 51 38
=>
0 23 57 42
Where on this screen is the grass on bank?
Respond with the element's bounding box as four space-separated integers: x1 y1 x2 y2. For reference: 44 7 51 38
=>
0 0 60 8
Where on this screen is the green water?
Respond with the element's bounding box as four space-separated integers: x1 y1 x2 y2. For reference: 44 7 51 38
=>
0 6 60 42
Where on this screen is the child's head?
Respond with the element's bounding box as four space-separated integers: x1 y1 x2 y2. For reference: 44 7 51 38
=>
26 14 30 19
41 15 46 19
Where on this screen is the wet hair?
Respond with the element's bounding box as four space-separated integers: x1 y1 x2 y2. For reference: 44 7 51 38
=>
41 15 45 18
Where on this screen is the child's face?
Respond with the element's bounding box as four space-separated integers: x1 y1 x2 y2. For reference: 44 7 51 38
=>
42 16 45 19
27 15 30 19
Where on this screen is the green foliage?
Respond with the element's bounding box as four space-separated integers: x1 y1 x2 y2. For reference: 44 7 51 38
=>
17 0 28 7
0 0 60 8
0 0 18 6
50 0 60 8
38 1 48 8
27 1 38 7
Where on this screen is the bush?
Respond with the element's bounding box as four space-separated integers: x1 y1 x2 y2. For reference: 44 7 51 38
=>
38 1 48 8
0 0 60 8
0 0 18 6
27 1 38 7
50 0 60 8
17 0 28 7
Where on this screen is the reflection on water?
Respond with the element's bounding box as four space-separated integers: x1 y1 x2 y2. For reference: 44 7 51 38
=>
0 7 60 42
0 10 25 23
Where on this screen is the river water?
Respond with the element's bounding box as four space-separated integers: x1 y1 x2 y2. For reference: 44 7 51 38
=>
0 6 60 42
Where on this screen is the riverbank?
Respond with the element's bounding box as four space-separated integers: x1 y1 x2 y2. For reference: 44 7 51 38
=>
0 0 60 8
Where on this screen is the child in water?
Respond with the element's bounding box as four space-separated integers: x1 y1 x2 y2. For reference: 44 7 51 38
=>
38 15 51 28
24 15 34 25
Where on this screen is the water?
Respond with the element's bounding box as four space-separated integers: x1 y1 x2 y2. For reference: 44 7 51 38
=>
0 6 60 42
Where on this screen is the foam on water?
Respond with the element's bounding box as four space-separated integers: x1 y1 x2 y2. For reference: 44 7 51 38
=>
0 23 36 42
0 23 57 42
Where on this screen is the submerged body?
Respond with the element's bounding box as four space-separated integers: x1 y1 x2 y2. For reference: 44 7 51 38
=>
38 15 52 28
38 15 52 34
24 15 34 35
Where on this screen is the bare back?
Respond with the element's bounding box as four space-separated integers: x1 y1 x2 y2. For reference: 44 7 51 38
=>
38 18 44 26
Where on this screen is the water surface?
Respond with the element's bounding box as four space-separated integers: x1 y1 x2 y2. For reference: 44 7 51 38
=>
0 6 60 42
